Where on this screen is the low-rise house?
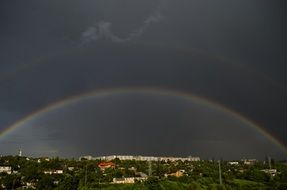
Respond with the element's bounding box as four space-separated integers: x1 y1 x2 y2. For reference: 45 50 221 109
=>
44 158 50 162
128 167 137 171
68 167 75 171
79 155 93 161
228 161 239 165
53 180 59 185
242 159 257 165
55 170 63 174
135 172 148 178
261 169 277 177
165 170 185 177
44 170 63 175
23 182 36 189
98 162 115 171
0 166 12 174
112 177 147 184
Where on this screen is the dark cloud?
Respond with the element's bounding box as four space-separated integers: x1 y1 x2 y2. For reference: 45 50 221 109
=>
0 0 286 159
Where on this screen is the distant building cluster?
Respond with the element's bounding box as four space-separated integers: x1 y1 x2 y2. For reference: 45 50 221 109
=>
80 155 201 162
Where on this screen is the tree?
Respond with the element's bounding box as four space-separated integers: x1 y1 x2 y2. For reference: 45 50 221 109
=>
1 174 21 190
144 177 162 190
36 174 55 190
56 174 79 190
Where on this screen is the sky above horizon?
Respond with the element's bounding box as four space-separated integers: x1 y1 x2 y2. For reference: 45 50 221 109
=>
0 0 287 159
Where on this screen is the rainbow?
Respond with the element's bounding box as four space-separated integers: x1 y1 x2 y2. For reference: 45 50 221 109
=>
1 43 286 94
1 86 287 155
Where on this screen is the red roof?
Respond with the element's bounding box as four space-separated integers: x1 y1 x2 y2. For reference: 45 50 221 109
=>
98 162 115 167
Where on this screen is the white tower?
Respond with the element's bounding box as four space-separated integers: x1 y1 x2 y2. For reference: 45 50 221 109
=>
18 149 22 157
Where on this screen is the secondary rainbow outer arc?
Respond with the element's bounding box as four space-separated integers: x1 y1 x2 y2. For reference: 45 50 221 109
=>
1 87 287 155
1 42 286 95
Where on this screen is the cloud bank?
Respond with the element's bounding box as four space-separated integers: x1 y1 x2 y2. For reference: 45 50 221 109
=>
81 0 166 44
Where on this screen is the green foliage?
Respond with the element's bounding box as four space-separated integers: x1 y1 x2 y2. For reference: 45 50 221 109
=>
0 156 287 190
242 168 270 182
36 174 55 190
56 174 79 190
144 177 161 190
0 174 22 190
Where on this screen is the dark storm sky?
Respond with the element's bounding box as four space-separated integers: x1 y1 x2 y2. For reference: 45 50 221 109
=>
0 0 287 159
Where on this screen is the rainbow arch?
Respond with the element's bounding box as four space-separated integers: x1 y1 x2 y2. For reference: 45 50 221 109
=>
1 86 287 155
0 42 286 94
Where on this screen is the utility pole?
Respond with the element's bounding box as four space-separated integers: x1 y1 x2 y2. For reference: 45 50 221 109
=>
268 156 272 169
148 160 152 177
94 168 101 189
218 160 222 185
72 174 76 190
84 165 88 186
12 178 16 190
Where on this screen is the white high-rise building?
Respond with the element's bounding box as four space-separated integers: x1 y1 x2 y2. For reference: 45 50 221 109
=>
81 155 201 162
